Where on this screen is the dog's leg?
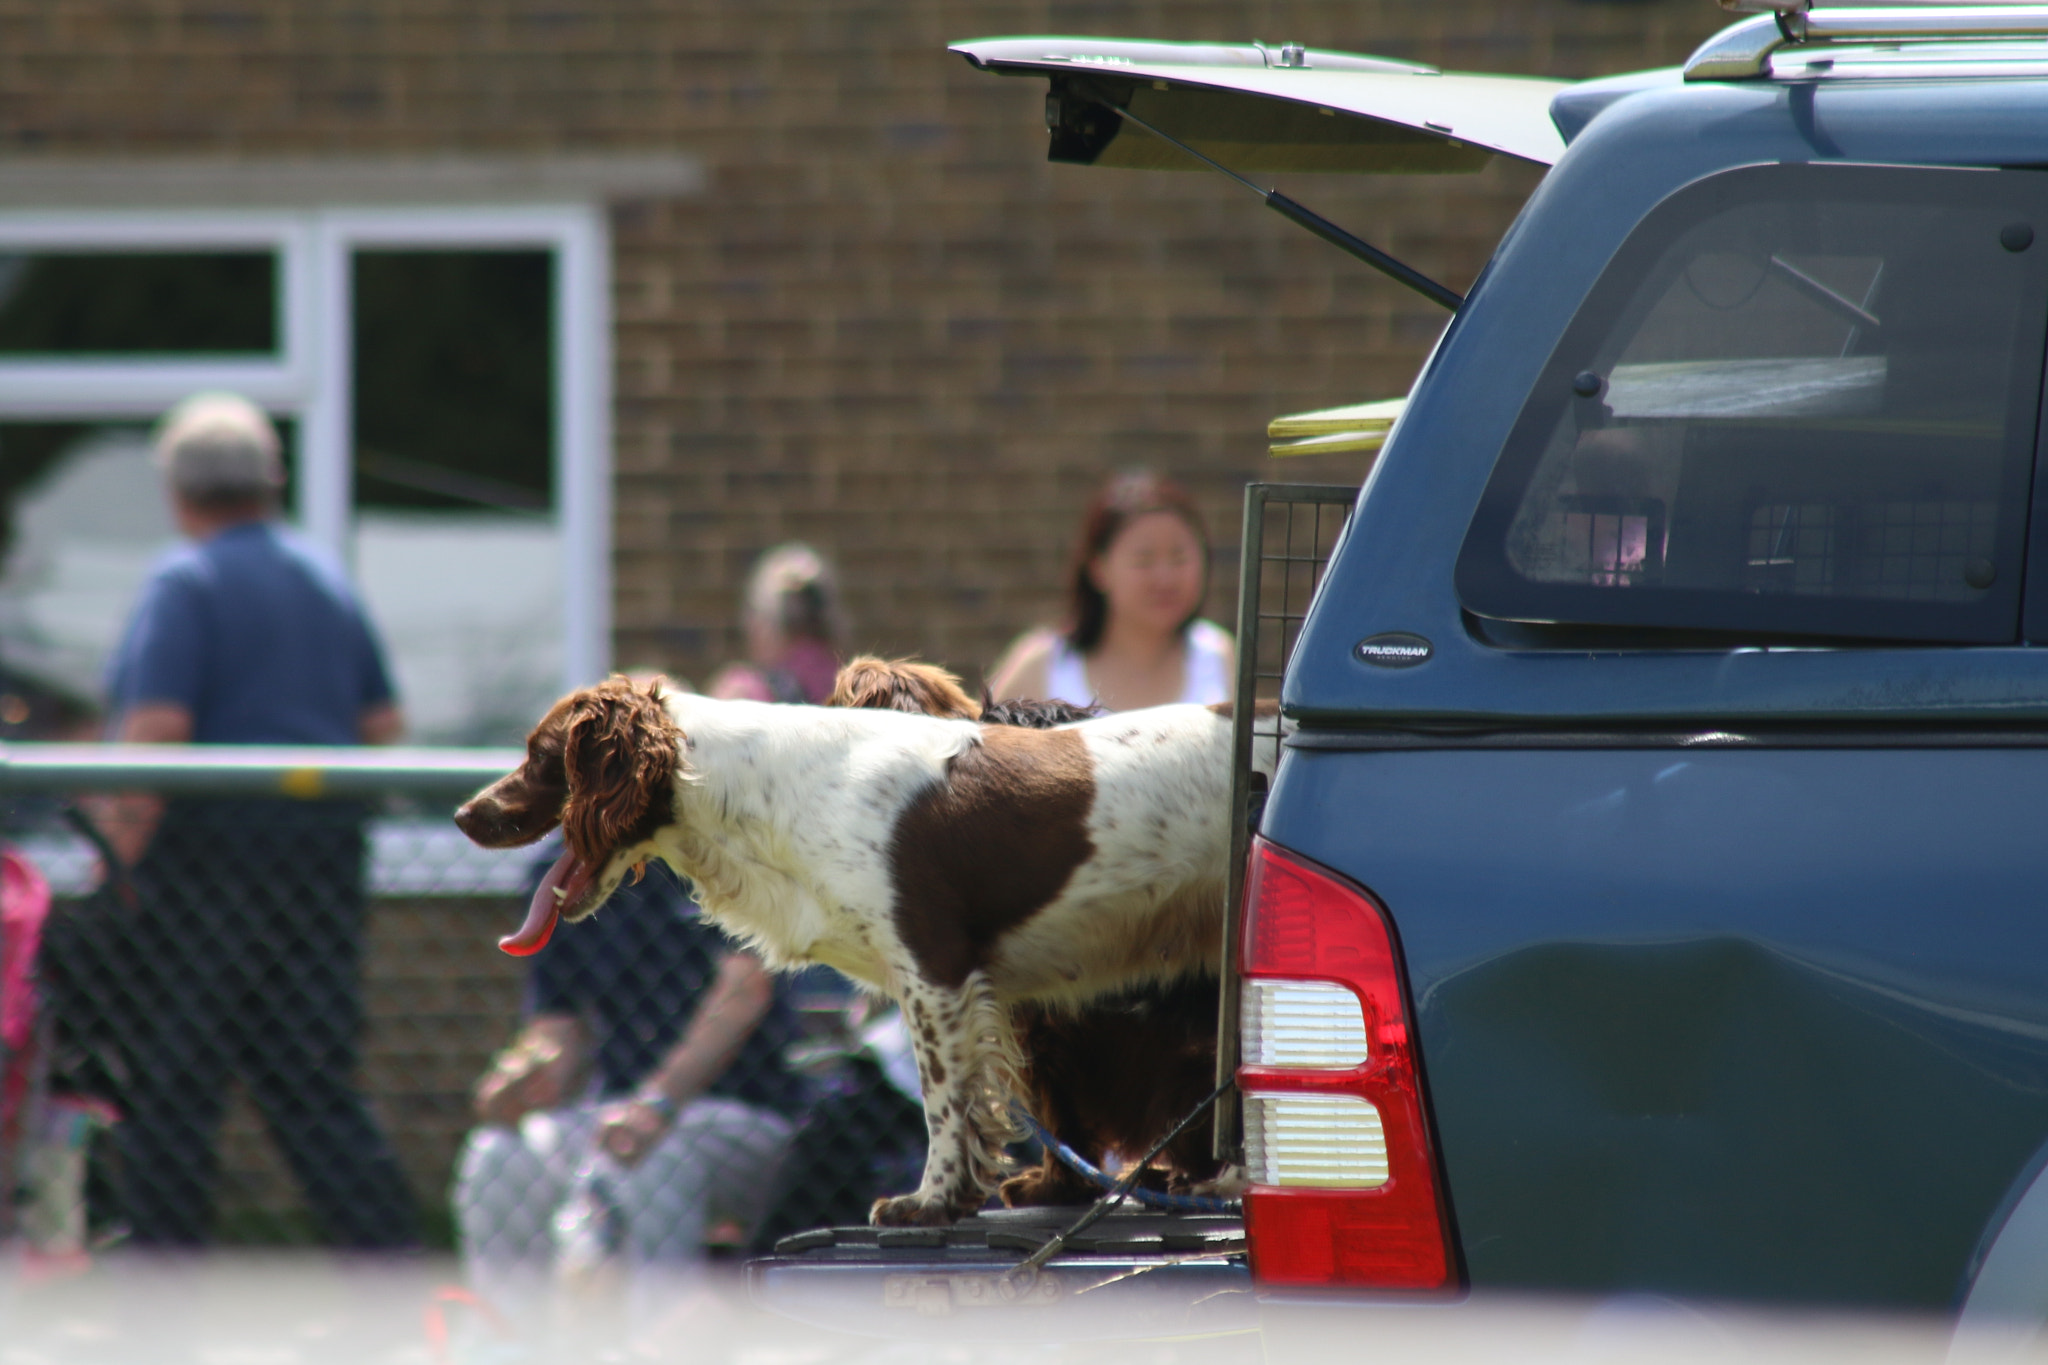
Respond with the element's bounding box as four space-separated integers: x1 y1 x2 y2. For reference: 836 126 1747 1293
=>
999 1007 1099 1209
870 973 1022 1227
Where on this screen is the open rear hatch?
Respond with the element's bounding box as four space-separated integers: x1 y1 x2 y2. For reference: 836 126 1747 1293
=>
954 37 1568 312
951 36 1569 172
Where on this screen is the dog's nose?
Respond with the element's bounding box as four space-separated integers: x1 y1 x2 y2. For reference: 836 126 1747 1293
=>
452 799 496 841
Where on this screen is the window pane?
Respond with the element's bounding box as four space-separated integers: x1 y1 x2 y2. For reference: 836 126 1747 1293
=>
0 252 276 355
352 251 552 513
1458 164 2048 643
351 249 557 746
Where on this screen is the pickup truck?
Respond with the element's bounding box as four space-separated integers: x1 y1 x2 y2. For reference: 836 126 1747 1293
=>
756 4 2048 1333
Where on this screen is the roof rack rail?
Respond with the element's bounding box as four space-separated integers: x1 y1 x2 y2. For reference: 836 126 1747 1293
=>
1686 4 2048 81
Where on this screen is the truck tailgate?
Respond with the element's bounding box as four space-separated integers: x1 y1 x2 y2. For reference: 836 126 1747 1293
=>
747 1207 1251 1340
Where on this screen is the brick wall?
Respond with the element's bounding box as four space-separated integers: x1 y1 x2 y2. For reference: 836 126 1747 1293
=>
0 0 1727 687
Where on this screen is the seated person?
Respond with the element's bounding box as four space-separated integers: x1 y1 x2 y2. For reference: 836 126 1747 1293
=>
454 845 807 1335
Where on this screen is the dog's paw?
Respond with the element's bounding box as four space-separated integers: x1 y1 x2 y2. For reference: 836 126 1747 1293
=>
869 1192 961 1227
1185 1163 1248 1200
999 1165 1094 1209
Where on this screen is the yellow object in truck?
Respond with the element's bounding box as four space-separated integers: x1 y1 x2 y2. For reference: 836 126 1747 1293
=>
1266 397 1405 457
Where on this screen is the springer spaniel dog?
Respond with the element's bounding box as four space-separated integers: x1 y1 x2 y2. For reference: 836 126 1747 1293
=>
826 656 1229 1207
455 673 1264 1226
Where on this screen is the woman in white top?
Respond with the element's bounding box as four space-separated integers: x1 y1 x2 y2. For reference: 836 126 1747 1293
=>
989 470 1235 712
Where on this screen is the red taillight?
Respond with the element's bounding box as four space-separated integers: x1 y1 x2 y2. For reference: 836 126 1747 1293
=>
1238 836 1456 1291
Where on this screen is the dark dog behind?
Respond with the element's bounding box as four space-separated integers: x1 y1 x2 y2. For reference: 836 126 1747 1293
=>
827 655 1227 1205
1004 974 1221 1206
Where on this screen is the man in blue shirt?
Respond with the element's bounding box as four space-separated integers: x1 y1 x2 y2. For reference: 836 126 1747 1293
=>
97 393 418 1247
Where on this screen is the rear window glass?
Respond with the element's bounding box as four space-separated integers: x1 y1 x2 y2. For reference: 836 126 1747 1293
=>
1456 164 2048 643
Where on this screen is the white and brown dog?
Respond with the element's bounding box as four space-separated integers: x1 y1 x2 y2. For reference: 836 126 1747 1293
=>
454 675 1261 1226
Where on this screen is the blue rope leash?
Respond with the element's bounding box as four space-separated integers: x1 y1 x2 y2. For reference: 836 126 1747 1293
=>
1009 1103 1238 1215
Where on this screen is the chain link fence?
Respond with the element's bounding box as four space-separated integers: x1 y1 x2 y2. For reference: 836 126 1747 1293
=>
0 745 920 1309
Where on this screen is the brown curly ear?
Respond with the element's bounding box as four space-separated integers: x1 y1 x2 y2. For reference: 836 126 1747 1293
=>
560 677 682 867
828 656 981 720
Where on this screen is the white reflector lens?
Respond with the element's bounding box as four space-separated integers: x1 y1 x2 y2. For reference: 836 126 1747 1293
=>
1244 1092 1389 1188
1243 979 1368 1068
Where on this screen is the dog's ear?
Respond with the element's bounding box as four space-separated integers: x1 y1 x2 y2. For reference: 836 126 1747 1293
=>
826 657 895 711
830 656 980 720
559 678 679 865
914 664 981 720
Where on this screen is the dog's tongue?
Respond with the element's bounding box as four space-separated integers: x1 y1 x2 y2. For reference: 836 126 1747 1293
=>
500 847 594 956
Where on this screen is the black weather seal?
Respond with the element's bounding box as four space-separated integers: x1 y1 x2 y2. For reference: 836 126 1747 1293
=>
1283 725 2048 752
1105 100 1464 312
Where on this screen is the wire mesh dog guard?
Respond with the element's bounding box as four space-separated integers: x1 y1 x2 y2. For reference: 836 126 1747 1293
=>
1213 483 1359 1161
0 745 902 1299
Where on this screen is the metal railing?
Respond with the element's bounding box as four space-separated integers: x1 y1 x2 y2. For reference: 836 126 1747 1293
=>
0 742 522 798
1687 4 2048 81
0 743 530 897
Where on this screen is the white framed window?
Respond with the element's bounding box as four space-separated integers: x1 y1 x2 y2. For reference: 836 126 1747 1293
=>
0 203 612 743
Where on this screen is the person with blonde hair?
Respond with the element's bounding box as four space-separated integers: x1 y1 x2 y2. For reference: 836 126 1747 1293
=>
707 542 846 704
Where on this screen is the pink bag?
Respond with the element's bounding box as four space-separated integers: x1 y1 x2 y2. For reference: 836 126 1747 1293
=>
3 847 114 1264
2 846 53 1238
1 845 52 1058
